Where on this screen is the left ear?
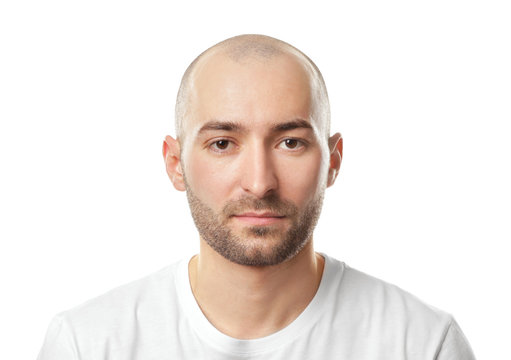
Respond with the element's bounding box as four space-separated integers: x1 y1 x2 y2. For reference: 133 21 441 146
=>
327 132 343 187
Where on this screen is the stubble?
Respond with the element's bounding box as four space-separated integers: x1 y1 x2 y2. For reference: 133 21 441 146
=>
184 183 324 267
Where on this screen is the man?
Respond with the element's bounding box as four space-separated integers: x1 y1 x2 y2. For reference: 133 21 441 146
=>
38 34 476 359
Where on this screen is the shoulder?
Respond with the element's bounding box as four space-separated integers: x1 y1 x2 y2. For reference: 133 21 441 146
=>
38 260 188 359
57 260 183 334
323 254 453 338
313 254 475 358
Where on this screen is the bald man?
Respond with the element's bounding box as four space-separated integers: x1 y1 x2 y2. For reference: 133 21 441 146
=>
37 35 476 360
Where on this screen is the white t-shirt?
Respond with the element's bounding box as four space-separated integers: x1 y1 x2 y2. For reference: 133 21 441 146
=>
37 254 476 359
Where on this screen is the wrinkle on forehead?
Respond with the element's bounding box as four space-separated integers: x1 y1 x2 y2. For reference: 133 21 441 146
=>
189 54 317 128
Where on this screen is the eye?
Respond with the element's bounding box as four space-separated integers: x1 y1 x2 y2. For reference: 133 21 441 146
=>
214 140 229 149
278 138 305 150
209 139 233 152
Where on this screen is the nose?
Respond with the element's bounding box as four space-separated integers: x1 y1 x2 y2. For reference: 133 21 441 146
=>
239 143 278 198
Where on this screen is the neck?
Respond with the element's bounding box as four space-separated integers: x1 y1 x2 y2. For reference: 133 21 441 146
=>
188 238 325 339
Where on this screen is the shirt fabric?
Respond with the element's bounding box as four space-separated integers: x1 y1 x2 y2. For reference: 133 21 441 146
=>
37 254 476 359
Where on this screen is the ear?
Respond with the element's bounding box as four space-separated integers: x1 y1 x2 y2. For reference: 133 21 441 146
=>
162 135 186 191
327 132 343 187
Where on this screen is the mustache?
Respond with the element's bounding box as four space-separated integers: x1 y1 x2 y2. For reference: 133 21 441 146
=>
222 194 298 217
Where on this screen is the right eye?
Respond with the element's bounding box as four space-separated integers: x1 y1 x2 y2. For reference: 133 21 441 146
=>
209 139 232 152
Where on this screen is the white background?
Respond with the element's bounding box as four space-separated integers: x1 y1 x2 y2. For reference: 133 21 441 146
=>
1 0 509 358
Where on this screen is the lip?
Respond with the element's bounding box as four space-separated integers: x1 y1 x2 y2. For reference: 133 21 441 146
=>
233 212 286 225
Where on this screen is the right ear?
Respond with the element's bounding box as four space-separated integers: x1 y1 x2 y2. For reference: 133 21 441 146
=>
162 135 186 191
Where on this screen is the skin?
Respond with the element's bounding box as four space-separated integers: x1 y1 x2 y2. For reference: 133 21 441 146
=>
163 49 343 339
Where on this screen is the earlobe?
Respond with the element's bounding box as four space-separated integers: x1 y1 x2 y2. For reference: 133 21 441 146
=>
163 135 186 191
327 133 343 187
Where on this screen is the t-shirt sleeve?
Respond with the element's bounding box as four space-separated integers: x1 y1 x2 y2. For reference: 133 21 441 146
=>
435 318 476 360
37 315 78 360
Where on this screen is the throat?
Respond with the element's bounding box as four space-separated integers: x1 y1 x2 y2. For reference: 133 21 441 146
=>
188 244 325 339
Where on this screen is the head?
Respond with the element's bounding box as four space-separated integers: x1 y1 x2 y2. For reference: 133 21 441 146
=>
163 34 342 266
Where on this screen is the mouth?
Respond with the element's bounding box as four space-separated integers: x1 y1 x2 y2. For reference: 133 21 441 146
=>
232 212 286 226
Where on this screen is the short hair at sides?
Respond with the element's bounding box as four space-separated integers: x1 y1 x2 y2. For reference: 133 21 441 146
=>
174 34 331 141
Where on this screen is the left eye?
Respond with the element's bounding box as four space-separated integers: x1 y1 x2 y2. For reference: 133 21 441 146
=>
279 138 303 150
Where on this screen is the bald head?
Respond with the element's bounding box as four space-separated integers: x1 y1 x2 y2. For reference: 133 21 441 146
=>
175 34 331 141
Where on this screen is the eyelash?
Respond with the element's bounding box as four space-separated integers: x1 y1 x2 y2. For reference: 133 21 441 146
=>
207 138 306 153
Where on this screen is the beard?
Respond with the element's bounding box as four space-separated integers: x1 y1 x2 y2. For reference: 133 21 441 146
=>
184 181 325 267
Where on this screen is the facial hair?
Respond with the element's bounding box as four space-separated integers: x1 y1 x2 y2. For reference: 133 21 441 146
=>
184 182 325 267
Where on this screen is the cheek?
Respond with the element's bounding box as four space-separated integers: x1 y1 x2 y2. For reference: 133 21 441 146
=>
184 152 235 201
277 150 327 204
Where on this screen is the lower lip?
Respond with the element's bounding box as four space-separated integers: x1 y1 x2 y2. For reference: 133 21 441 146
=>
233 216 285 226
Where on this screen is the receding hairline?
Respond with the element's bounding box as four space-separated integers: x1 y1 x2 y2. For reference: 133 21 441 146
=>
185 34 305 83
175 34 331 140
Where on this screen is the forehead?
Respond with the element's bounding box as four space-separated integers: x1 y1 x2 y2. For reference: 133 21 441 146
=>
185 51 319 137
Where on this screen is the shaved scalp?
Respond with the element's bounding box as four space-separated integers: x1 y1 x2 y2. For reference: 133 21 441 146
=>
174 34 331 140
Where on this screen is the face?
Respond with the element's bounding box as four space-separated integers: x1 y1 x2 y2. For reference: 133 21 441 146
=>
168 52 339 266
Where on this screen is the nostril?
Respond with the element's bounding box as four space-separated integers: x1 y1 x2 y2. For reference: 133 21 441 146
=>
240 172 278 198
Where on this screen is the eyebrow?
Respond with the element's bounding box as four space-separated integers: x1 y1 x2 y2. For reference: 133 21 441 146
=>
197 121 245 135
271 118 313 132
197 118 313 135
